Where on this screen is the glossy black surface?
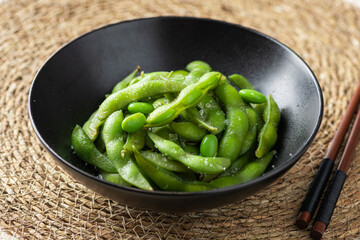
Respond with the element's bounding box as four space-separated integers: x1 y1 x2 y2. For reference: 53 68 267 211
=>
29 17 323 213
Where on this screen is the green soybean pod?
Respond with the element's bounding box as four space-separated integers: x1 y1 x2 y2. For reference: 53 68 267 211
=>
171 70 189 78
84 79 186 140
210 151 274 188
238 105 258 156
200 134 218 157
101 111 153 190
144 132 155 150
71 125 117 173
128 102 155 114
228 74 255 90
218 150 252 178
252 102 266 133
146 72 222 127
197 94 226 135
186 60 212 72
99 171 132 187
239 89 266 104
214 82 249 162
170 121 207 142
182 107 218 132
148 132 231 174
121 113 146 133
255 94 281 158
152 97 170 109
94 126 106 153
140 151 190 172
152 125 180 144
181 143 200 155
83 110 106 152
123 128 146 153
111 66 141 93
134 149 213 192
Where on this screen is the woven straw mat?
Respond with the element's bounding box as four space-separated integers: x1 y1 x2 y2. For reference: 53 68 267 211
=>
1 0 360 239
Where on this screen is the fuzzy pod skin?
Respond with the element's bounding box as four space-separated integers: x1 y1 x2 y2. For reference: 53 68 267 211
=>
84 79 186 140
101 110 152 190
147 132 231 174
99 171 132 187
123 128 146 153
71 125 117 173
197 94 226 134
238 105 258 156
228 74 255 90
215 82 249 162
255 94 280 158
182 107 218 132
145 72 222 127
139 151 190 173
210 151 274 188
134 149 213 192
185 60 212 73
111 66 141 93
170 121 207 142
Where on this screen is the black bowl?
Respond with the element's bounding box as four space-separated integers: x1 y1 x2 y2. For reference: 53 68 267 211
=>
29 17 323 213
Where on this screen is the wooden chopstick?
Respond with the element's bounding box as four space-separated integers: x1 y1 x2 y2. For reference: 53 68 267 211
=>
296 83 360 229
310 104 360 239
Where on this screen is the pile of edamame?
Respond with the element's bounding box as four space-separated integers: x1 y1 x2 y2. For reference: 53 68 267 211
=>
71 61 280 191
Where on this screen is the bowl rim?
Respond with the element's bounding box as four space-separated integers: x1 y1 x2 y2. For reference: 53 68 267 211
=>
28 16 324 197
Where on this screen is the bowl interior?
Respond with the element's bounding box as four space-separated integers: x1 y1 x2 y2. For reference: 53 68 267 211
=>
29 17 322 198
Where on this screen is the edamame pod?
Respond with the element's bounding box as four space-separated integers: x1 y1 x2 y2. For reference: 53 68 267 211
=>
171 70 189 78
197 94 226 134
215 83 249 162
239 89 266 104
84 79 186 140
148 132 231 174
111 66 141 93
181 144 200 155
134 149 213 192
255 95 280 158
71 125 116 173
152 125 180 144
152 97 170 109
170 121 207 142
186 60 212 72
252 103 266 133
228 74 255 90
146 72 222 127
218 151 252 178
99 171 132 187
238 105 258 156
184 68 211 85
182 107 218 132
123 128 146 153
210 151 274 188
83 110 105 152
140 151 190 172
101 110 152 190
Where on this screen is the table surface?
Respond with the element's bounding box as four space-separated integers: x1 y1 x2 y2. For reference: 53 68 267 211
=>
1 0 359 239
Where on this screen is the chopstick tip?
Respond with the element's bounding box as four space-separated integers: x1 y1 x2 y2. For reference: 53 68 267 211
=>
296 211 311 229
311 221 326 240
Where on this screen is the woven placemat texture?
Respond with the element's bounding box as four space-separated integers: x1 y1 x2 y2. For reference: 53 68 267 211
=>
1 0 360 239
